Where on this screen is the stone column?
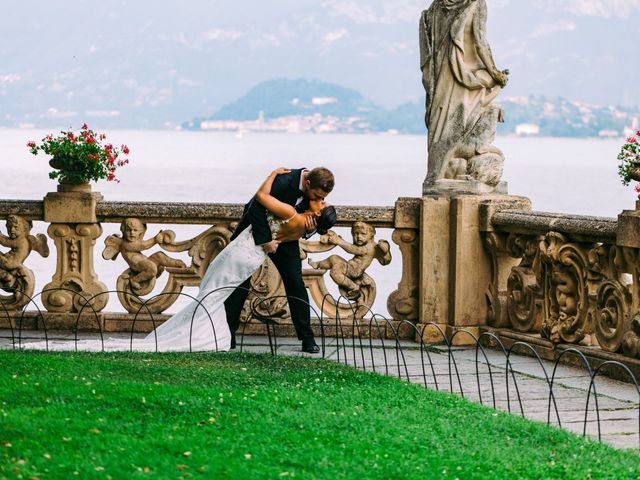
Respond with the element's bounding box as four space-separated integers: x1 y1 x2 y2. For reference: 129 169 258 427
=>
387 198 421 333
616 203 640 358
418 196 451 342
418 194 530 344
42 184 108 313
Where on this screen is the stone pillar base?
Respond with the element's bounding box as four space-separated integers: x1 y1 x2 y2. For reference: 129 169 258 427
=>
415 322 449 343
423 179 508 197
419 194 531 336
415 323 481 346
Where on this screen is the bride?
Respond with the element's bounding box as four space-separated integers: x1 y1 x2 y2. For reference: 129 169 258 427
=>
26 168 337 352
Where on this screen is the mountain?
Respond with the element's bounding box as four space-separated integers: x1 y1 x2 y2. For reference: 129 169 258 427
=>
1 1 639 130
212 78 376 121
496 97 639 138
186 78 639 138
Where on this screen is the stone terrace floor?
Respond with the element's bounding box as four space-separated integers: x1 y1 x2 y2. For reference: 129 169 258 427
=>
2 330 639 451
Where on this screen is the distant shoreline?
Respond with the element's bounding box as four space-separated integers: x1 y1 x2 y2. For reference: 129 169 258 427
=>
1 126 627 141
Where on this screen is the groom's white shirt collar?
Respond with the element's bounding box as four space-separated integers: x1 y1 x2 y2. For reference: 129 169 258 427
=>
296 169 308 206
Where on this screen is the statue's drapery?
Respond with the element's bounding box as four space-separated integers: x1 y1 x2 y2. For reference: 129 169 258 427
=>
420 0 506 187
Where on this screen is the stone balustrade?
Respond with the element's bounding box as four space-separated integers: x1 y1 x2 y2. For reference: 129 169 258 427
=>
482 204 640 370
0 193 420 338
2 188 640 371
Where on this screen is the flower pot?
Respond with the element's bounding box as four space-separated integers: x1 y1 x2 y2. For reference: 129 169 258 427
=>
49 158 63 170
629 164 640 182
50 158 91 191
57 179 91 194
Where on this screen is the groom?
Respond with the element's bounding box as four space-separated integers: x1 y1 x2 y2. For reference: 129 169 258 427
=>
224 167 335 353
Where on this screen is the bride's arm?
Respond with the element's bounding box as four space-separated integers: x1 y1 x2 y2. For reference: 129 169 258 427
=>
256 168 297 220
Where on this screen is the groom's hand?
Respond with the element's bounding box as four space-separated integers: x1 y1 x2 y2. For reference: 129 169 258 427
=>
262 240 280 254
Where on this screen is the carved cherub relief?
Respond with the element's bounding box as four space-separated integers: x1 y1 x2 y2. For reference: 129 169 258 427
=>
308 221 391 300
0 215 49 306
103 218 186 295
551 263 578 321
541 263 579 343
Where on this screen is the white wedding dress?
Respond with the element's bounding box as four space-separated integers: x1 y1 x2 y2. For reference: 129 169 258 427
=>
22 225 272 352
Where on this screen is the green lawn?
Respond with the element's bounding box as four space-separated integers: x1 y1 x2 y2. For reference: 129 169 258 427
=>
0 351 638 479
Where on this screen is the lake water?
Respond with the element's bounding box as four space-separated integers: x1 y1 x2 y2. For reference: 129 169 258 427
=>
0 129 635 315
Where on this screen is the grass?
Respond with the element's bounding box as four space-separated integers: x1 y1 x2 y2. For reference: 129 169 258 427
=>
0 351 638 480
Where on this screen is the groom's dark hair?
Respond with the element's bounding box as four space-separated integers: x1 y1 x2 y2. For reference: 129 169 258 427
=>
317 206 337 235
308 167 334 193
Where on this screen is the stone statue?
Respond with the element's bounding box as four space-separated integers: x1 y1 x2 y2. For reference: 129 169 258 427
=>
103 218 186 295
420 0 509 194
308 221 391 300
0 215 49 308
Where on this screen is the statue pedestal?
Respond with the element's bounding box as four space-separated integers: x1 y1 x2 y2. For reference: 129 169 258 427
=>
423 179 508 197
417 194 530 345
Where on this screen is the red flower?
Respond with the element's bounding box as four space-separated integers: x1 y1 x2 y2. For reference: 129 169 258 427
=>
28 125 129 184
627 137 637 144
121 145 130 155
637 130 640 137
635 184 640 193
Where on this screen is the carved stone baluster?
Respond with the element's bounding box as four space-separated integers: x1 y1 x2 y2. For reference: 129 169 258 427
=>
586 244 629 351
387 228 419 321
539 232 593 344
483 231 520 328
387 198 420 323
504 233 544 333
42 185 107 313
43 223 108 313
240 258 289 324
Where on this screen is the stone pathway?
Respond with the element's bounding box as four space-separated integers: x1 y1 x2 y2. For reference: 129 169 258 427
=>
241 335 639 451
2 330 638 450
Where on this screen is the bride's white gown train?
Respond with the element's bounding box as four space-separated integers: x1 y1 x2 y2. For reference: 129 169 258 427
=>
23 227 267 352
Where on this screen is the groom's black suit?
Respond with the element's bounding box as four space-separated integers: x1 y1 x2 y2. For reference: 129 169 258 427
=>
224 168 314 344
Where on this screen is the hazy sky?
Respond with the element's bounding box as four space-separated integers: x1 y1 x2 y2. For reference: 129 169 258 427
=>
1 0 639 127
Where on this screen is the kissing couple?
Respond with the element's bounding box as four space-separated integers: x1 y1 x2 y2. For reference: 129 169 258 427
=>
145 166 336 353
28 167 336 353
